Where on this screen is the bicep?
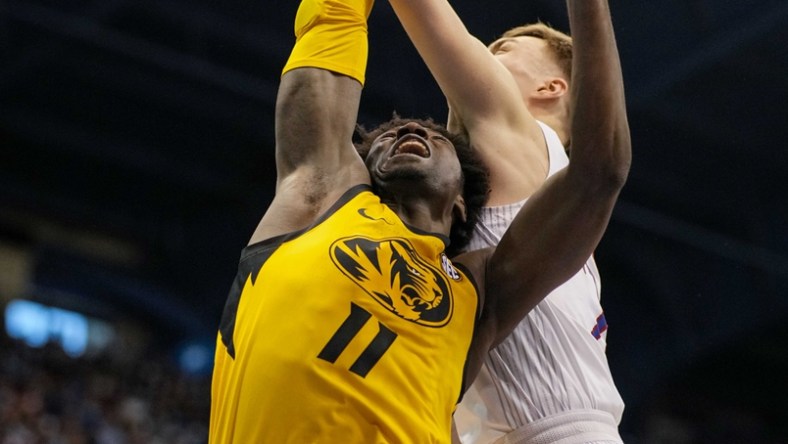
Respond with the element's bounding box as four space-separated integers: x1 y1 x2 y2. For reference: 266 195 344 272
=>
275 68 366 181
388 0 526 124
257 68 369 242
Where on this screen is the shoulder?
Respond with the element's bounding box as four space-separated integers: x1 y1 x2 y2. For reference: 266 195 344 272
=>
470 117 549 205
249 182 372 245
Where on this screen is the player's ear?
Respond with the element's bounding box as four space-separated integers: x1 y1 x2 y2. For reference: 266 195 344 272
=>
535 77 568 99
453 194 467 224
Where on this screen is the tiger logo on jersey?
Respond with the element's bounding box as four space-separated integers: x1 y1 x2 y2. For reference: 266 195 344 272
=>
330 236 453 327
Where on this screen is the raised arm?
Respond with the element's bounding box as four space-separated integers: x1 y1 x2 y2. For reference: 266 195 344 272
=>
473 0 630 359
387 0 548 203
249 0 374 244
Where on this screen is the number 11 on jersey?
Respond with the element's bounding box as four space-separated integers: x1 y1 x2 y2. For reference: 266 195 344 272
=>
318 302 398 377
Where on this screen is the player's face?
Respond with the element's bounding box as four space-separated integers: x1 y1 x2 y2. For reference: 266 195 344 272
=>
489 35 552 92
365 121 462 193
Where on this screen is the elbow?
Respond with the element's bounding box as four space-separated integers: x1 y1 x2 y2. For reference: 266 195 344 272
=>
599 124 632 191
568 114 632 195
602 157 631 196
606 147 631 192
580 137 632 196
610 130 632 188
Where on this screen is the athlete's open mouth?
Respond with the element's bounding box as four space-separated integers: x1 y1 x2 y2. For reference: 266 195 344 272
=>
391 136 430 158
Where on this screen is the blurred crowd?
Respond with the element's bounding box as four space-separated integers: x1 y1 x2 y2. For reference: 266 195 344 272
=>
0 334 209 444
2 327 782 443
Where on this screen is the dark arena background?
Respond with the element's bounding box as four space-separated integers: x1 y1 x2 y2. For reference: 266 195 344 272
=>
1 0 787 442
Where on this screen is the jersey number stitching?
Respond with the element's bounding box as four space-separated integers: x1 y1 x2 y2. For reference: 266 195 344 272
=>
318 302 398 377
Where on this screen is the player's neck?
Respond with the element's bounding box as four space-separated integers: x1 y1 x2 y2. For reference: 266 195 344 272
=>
533 113 569 147
382 197 454 236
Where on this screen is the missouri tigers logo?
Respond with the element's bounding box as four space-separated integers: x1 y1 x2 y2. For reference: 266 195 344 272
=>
330 236 453 327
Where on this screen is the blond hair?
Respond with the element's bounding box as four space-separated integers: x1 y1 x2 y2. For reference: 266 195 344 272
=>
497 22 573 80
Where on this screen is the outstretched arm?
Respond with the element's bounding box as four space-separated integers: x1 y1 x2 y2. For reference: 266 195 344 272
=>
470 0 631 368
249 0 374 244
387 0 548 204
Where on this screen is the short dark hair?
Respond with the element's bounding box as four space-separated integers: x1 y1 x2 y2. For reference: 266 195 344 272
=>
355 116 490 257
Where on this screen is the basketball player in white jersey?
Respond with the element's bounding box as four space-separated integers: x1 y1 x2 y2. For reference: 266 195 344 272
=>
386 1 627 442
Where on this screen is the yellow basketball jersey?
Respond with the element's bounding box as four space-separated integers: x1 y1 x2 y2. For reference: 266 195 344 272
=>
209 185 480 443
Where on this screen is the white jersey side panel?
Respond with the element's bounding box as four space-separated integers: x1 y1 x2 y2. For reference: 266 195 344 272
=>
456 122 624 444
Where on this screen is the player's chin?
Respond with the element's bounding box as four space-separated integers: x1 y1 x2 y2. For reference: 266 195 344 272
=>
378 165 429 183
372 168 426 194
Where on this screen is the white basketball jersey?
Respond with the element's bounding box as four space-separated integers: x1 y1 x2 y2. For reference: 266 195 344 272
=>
455 122 625 444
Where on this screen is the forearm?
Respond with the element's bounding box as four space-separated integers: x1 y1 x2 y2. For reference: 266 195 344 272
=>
566 0 631 186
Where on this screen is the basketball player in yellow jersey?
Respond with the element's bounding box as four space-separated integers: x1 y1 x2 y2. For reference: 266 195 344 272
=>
208 0 630 442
